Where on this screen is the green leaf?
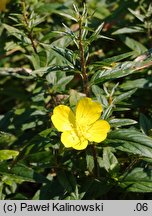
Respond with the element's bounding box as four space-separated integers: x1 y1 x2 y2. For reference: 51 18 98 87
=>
102 104 114 120
56 76 74 89
0 150 19 161
54 11 78 22
109 118 137 127
52 47 76 65
51 75 74 92
69 90 84 108
3 24 30 44
103 147 119 174
86 154 94 173
65 186 85 200
107 129 152 158
119 167 152 192
93 52 134 66
27 54 40 70
0 132 16 146
27 51 48 70
31 16 46 29
91 85 108 107
32 65 74 77
91 56 152 85
45 70 74 92
51 35 72 48
90 61 137 85
113 89 136 104
32 176 64 200
41 31 63 42
0 111 14 131
0 163 49 183
128 8 145 22
112 27 144 35
57 170 76 193
23 151 55 164
0 182 4 200
89 22 104 43
139 113 152 135
82 178 112 199
122 37 147 54
36 3 62 14
120 78 152 90
39 128 53 138
62 23 78 46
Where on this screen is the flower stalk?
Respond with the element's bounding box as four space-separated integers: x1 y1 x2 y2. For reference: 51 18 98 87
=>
91 144 100 178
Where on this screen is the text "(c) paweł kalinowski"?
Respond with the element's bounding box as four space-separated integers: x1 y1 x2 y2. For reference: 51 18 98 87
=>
20 203 103 212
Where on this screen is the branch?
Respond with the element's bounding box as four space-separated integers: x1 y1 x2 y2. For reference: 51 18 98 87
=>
21 0 38 54
78 17 89 96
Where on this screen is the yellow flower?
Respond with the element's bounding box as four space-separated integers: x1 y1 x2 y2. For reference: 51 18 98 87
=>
51 97 110 150
0 0 10 12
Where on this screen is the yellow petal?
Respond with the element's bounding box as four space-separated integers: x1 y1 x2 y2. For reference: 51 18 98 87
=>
76 97 102 126
86 120 110 143
73 139 88 150
61 130 88 150
51 105 75 132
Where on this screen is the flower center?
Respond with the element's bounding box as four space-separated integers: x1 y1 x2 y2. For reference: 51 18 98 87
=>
76 123 88 140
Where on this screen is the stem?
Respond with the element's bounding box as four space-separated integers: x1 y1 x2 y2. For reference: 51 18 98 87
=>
92 144 99 178
78 14 99 177
21 0 38 54
78 17 89 96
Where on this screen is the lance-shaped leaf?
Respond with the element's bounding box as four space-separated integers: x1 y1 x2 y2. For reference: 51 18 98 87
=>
0 162 49 183
107 129 152 158
122 37 147 54
120 78 152 90
113 89 136 104
93 52 134 66
90 58 152 85
139 113 152 135
3 24 31 44
52 47 77 65
54 11 78 22
57 170 77 193
103 147 119 174
128 8 145 22
89 23 104 43
119 167 152 192
90 61 136 85
109 118 137 128
112 26 144 35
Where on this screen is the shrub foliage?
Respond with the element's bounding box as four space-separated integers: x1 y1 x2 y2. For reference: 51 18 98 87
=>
0 0 152 199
